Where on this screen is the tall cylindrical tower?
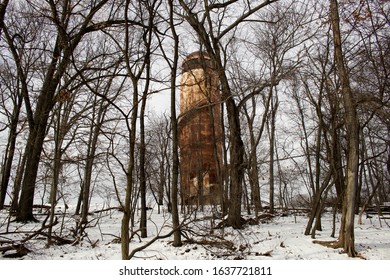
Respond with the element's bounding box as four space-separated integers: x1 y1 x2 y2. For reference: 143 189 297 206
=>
178 52 223 205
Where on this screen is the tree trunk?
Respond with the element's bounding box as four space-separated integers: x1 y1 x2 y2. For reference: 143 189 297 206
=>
314 109 323 230
139 86 148 238
10 151 26 212
268 94 278 214
0 0 9 38
330 0 360 257
17 78 59 221
0 92 22 209
209 45 245 229
244 87 275 216
304 172 332 236
138 2 154 237
80 99 107 227
225 95 245 229
242 96 262 217
168 0 182 247
324 71 345 202
48 104 64 244
121 81 138 259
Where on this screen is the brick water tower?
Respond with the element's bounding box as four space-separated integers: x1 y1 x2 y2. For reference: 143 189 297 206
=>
178 52 223 205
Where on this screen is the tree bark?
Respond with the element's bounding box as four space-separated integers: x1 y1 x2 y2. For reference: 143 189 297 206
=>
17 60 61 221
330 0 360 257
0 0 9 38
138 0 155 238
168 0 182 247
242 96 262 216
10 153 26 212
0 90 22 209
139 93 148 239
80 99 107 227
225 88 245 229
121 0 139 258
268 94 278 214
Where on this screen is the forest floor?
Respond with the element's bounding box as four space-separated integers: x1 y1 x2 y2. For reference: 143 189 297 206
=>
0 204 389 260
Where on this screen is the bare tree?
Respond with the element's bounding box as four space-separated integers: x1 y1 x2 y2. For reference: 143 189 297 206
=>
146 114 172 214
46 88 75 244
177 0 278 229
349 0 390 206
12 0 120 222
0 2 42 209
119 0 143 259
0 53 23 209
267 94 279 213
228 1 314 216
138 0 158 239
112 0 159 259
329 0 359 257
167 0 182 247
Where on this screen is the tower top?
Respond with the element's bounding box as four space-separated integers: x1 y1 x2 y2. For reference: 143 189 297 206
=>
182 51 214 72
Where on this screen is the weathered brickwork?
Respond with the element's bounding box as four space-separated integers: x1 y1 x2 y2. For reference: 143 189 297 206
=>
178 52 223 205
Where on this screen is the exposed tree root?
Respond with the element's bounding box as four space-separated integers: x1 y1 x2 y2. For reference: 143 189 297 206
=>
312 240 365 259
182 238 235 251
214 215 275 229
312 239 342 249
255 249 273 257
0 243 31 258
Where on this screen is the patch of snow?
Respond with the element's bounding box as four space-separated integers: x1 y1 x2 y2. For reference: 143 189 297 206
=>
1 205 389 260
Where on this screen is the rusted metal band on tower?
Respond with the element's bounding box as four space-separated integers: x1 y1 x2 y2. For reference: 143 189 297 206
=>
182 51 215 72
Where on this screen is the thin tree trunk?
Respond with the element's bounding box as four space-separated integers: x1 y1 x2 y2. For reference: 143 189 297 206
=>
293 90 316 203
305 173 332 237
242 97 262 217
324 73 345 202
314 115 323 230
244 86 275 215
0 91 22 209
330 0 359 257
208 94 223 207
139 89 148 238
268 94 278 214
119 0 145 258
221 103 229 216
80 99 107 227
48 104 63 244
10 153 26 213
168 0 181 247
139 2 154 237
121 81 138 259
74 176 83 216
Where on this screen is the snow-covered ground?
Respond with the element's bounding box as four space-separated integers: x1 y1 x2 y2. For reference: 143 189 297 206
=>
1 205 389 260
